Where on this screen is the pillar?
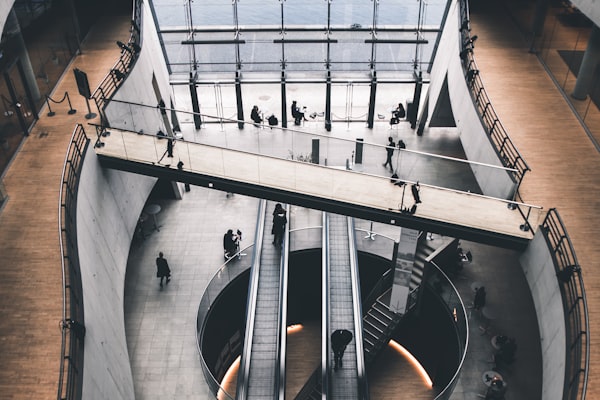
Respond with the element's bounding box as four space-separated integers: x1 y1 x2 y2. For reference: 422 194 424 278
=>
572 25 600 101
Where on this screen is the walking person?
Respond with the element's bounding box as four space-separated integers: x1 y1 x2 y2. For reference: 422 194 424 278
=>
382 136 396 172
272 203 287 247
223 229 240 259
156 251 171 288
474 286 486 311
331 329 353 370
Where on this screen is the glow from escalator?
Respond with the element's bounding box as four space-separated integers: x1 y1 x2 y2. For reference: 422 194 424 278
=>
389 340 433 387
218 356 240 400
287 324 304 334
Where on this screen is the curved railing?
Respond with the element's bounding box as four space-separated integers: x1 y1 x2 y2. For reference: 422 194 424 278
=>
458 0 530 197
90 0 142 120
542 209 589 400
195 243 255 400
428 258 469 400
57 124 89 400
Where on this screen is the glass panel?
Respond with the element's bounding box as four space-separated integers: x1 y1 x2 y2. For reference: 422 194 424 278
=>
162 32 191 71
330 0 373 29
377 0 421 26
152 0 188 26
191 0 234 26
283 31 328 71
282 0 329 27
329 30 372 71
330 82 370 121
237 0 280 26
239 31 283 72
196 83 238 122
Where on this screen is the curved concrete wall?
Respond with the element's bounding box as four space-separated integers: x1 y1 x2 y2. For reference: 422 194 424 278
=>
104 2 173 136
520 231 566 400
77 146 156 399
571 0 600 28
0 0 12 35
427 0 516 199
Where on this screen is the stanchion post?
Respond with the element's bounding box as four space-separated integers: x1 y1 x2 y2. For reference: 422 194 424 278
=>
46 96 55 117
65 92 77 115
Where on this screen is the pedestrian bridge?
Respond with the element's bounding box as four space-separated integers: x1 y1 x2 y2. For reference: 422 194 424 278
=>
91 126 543 249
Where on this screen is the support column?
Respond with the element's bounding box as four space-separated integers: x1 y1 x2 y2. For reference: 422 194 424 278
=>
281 72 287 128
189 72 202 129
389 228 419 314
235 71 244 129
572 25 600 100
409 72 423 129
529 0 550 53
325 71 332 131
367 72 377 129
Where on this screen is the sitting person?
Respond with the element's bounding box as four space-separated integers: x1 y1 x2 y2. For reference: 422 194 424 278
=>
389 102 406 125
267 113 278 127
494 337 517 366
291 100 306 125
223 229 241 259
485 376 507 399
250 105 263 126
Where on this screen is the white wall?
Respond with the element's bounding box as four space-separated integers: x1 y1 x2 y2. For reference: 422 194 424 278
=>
571 0 600 28
426 0 516 199
104 2 173 135
520 231 566 400
77 145 157 399
0 0 13 36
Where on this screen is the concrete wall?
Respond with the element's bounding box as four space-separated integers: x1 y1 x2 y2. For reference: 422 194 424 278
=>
520 230 566 400
77 145 157 399
104 2 173 135
0 0 12 35
426 0 516 199
571 0 600 28
77 2 165 397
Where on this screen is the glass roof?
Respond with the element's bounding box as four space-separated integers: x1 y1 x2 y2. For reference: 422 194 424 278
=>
152 0 450 82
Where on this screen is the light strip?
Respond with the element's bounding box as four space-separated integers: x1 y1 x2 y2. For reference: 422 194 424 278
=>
218 356 240 399
287 324 304 334
389 340 433 387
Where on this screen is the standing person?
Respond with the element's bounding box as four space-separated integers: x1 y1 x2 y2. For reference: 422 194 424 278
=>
156 252 171 288
382 136 396 172
331 329 353 370
272 203 287 247
167 138 174 157
223 229 239 259
250 105 263 127
474 286 486 311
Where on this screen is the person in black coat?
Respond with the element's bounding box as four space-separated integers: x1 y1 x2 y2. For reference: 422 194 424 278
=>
156 252 171 288
382 136 396 171
331 329 353 370
223 229 239 259
250 105 262 127
474 286 486 310
272 204 287 247
291 100 306 125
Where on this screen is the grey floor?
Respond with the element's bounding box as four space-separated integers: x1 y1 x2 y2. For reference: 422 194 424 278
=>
123 117 541 399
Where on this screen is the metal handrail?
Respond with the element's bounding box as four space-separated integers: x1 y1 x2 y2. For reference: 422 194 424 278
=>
276 204 291 400
236 199 267 399
90 0 143 118
56 124 89 400
542 209 589 400
458 0 530 196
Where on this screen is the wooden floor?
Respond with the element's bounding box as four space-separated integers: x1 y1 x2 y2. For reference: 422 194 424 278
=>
0 15 131 399
470 1 600 397
0 2 599 399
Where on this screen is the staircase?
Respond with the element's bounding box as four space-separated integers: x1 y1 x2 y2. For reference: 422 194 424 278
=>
363 233 436 364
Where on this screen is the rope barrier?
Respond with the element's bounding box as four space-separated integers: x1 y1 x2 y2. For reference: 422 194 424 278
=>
46 91 77 116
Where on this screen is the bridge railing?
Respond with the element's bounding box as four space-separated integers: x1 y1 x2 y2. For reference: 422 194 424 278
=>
57 124 89 400
542 209 589 400
97 98 520 200
90 125 544 241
